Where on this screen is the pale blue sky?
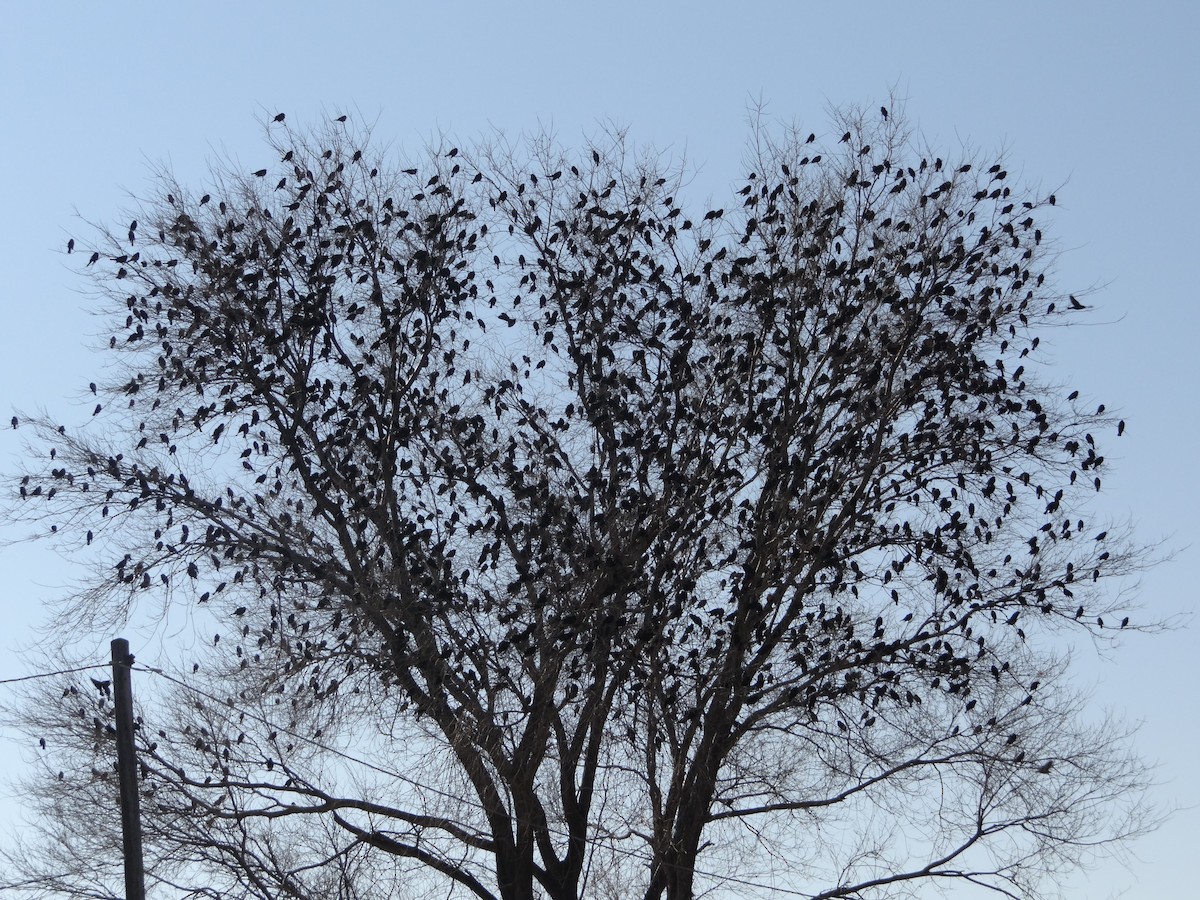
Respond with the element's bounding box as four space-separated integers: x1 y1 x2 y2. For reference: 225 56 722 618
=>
1 3 1196 897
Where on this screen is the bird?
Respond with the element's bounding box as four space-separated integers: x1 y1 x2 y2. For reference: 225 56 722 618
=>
1121 616 1130 628
880 106 889 120
87 251 100 266
90 677 111 696
335 115 348 123
9 416 16 429
1117 420 1125 436
67 238 74 254
1036 760 1053 774
39 738 46 749
253 169 267 177
840 131 851 143
273 112 286 123
1069 295 1086 310
89 382 96 394
200 194 211 205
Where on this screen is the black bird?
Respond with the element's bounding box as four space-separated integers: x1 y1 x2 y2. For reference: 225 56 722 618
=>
880 105 889 120
66 238 74 253
39 738 45 749
1037 760 1053 774
1117 420 1125 436
200 194 211 205
90 677 111 696
840 131 851 143
273 112 286 122
253 168 267 177
336 115 348 123
9 416 16 429
89 382 96 394
1121 616 1130 628
87 251 100 266
1069 295 1086 310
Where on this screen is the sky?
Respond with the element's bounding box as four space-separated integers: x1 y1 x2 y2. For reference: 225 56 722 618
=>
0 2 1196 897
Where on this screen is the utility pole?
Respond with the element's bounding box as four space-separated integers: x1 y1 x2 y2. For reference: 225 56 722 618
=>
111 638 145 900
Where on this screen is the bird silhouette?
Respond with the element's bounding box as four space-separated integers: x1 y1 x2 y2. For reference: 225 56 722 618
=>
1069 295 1086 310
66 238 74 253
840 131 851 143
273 112 286 123
880 106 889 120
87 251 100 266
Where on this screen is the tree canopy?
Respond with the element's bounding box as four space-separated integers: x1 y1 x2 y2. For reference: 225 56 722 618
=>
5 107 1155 900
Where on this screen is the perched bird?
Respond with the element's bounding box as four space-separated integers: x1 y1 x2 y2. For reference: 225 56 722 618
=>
335 114 348 123
253 169 267 177
880 105 889 120
89 382 96 394
273 112 286 123
9 416 16 429
1117 420 1125 436
87 251 100 266
66 238 74 253
200 194 211 205
840 131 851 143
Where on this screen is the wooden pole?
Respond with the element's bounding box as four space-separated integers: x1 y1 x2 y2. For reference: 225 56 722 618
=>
111 638 145 900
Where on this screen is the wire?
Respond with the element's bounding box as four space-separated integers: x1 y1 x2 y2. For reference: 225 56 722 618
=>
0 662 110 686
137 663 817 897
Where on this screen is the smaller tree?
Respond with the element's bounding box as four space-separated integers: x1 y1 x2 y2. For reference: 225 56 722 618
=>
4 105 1159 900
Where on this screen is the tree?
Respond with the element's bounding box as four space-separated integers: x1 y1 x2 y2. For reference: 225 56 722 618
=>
4 106 1156 900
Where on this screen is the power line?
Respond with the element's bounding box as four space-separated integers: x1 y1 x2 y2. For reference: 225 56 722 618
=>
0 662 109 687
7 655 824 898
137 662 816 898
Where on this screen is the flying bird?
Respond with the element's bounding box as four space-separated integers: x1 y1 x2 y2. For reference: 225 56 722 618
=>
1068 295 1086 310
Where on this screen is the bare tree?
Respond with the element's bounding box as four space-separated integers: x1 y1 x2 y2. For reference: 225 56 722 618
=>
4 106 1157 900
